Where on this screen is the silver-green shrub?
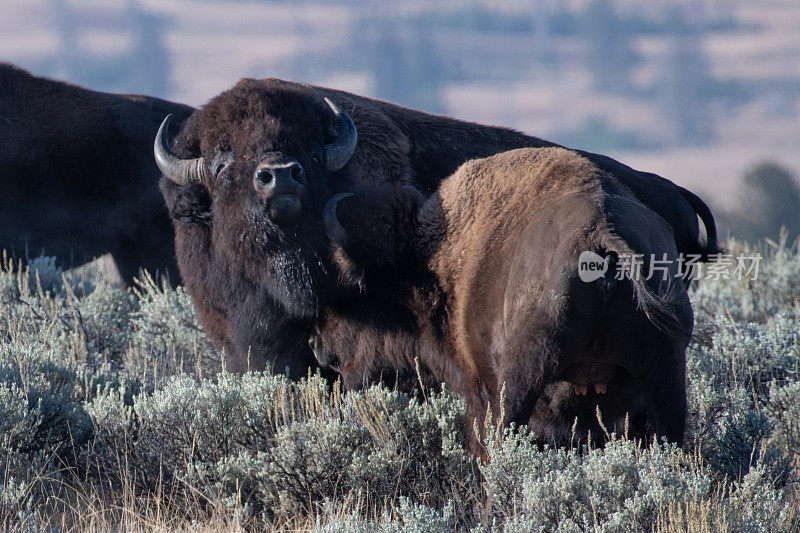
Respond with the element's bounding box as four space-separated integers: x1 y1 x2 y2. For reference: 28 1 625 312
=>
2 241 800 531
128 272 219 386
86 374 475 523
0 342 95 522
480 429 713 532
314 498 454 533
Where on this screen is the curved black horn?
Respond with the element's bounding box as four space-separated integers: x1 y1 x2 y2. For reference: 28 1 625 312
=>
323 192 354 244
154 114 207 185
323 98 357 172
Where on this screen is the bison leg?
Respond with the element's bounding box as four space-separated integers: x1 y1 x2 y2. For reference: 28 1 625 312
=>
227 292 321 379
111 237 179 286
643 345 687 446
495 338 558 429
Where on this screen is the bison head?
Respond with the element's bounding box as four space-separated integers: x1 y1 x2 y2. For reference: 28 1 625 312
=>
155 79 357 318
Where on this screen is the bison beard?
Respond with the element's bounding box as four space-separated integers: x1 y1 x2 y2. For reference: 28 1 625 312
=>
159 77 713 381
0 62 193 283
157 80 361 377
314 148 694 448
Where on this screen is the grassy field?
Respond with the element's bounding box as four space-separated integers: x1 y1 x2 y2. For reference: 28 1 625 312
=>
1 237 799 532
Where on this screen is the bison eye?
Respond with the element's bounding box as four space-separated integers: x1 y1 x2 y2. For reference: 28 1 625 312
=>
292 165 306 182
214 162 228 177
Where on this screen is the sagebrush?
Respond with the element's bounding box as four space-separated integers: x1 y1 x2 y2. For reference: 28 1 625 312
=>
0 239 798 531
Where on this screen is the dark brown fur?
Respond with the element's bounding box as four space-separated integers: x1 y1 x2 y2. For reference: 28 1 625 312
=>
0 62 194 282
315 148 693 447
162 78 712 378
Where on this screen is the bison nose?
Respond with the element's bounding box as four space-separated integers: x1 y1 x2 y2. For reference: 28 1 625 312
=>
253 162 306 194
254 161 306 224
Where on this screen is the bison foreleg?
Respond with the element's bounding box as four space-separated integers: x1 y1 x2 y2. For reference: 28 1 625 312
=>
644 347 687 446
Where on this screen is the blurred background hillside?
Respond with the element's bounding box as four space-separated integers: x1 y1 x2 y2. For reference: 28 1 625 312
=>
2 0 799 241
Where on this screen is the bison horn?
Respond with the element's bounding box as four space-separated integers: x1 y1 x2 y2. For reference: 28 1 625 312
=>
323 97 357 172
154 114 208 185
323 192 354 244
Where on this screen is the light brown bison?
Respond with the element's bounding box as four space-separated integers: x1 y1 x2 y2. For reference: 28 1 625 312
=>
315 147 694 447
157 78 714 379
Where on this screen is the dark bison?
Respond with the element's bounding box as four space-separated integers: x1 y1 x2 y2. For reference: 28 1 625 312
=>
0 62 193 282
156 77 714 378
313 147 694 447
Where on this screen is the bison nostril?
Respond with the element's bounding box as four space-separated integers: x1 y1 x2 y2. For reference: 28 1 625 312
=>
255 168 274 186
291 164 305 182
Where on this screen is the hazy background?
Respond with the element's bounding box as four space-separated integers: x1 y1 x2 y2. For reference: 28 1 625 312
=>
2 0 800 241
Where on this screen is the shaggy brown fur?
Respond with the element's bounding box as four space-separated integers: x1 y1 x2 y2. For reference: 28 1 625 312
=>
315 148 693 447
0 62 193 282
161 77 712 378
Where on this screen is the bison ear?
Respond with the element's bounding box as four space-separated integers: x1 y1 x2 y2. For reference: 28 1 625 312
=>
160 179 212 226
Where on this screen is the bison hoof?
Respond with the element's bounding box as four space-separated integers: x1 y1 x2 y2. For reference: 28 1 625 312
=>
594 383 607 394
575 385 588 395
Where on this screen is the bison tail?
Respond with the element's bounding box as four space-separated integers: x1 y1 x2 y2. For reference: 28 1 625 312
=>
677 185 722 259
628 266 692 344
589 248 689 343
597 197 694 344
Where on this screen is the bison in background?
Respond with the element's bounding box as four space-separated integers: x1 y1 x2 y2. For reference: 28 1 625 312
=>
157 77 714 380
0 62 193 283
315 147 694 447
